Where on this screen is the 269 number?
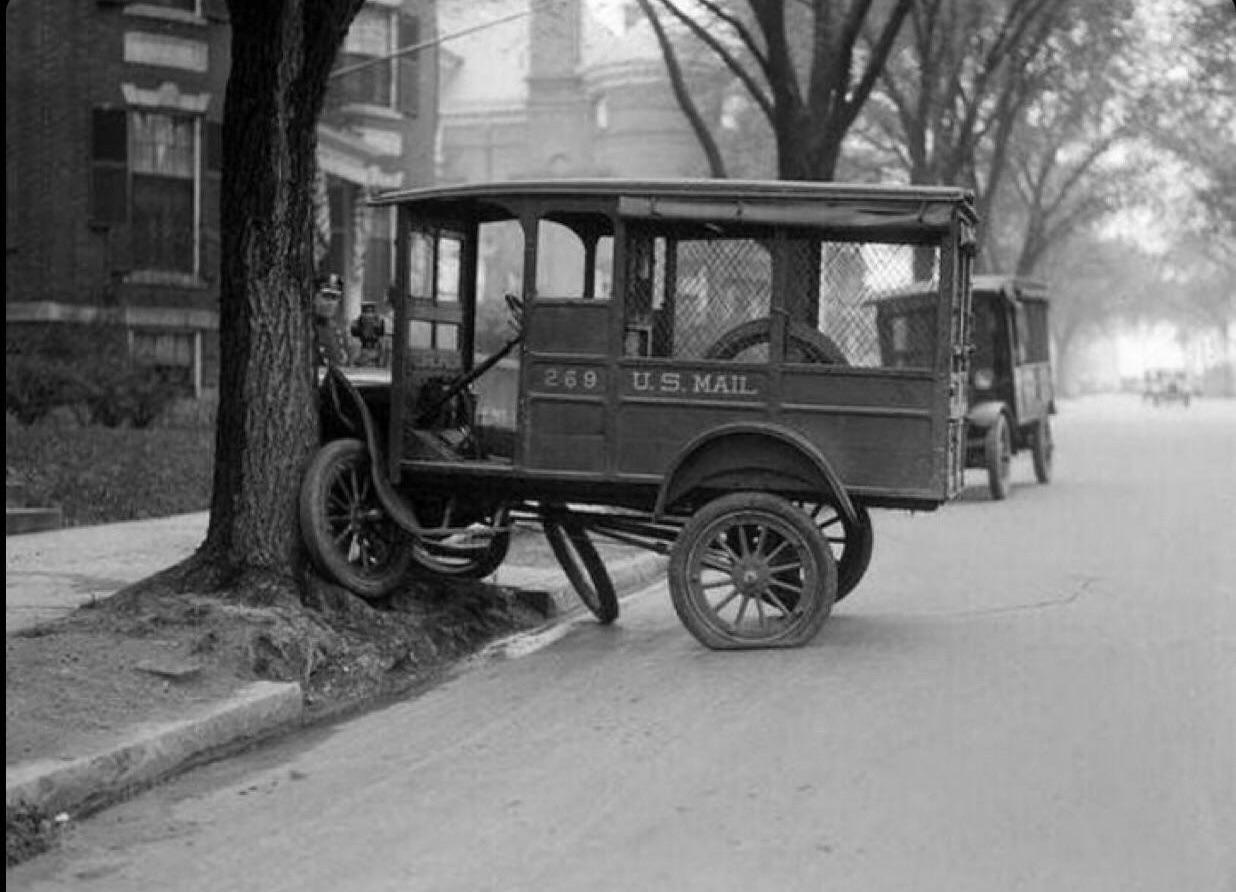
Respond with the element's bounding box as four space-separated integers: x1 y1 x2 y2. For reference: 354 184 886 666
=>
543 368 601 390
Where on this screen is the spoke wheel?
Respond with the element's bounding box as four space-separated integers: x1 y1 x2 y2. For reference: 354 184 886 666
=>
543 511 619 624
1031 417 1053 485
798 500 874 601
299 438 413 599
985 415 1012 501
704 318 847 364
412 502 511 579
669 493 836 650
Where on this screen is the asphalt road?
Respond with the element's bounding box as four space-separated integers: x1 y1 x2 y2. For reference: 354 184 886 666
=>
11 395 1235 892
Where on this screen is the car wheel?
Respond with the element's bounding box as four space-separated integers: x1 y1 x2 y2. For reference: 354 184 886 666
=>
411 501 512 580
1031 417 1053 485
543 510 619 624
796 500 873 602
985 415 1012 501
669 492 836 649
299 438 414 599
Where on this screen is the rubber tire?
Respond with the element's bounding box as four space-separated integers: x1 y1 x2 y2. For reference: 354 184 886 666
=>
543 513 619 624
669 492 836 650
704 318 847 364
1031 417 1053 485
299 438 414 600
985 415 1012 501
412 504 512 580
799 500 874 602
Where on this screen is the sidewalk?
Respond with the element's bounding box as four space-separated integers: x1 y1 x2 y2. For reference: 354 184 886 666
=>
5 514 666 823
6 512 209 635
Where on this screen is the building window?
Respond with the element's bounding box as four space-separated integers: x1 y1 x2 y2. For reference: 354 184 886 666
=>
131 111 197 274
332 7 396 109
139 0 200 13
397 13 420 118
132 329 200 396
326 9 420 116
91 107 204 277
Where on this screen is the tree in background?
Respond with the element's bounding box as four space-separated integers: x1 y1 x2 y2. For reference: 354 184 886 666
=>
982 1 1139 275
186 0 367 598
635 0 913 180
1042 233 1167 395
1131 0 1236 392
853 0 1141 269
1136 0 1236 258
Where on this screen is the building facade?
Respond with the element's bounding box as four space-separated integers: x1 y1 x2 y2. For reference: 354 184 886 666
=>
5 0 437 396
436 0 719 185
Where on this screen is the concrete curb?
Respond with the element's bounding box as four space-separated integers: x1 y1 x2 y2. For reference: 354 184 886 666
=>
500 552 668 618
5 681 303 818
6 507 63 536
4 553 667 824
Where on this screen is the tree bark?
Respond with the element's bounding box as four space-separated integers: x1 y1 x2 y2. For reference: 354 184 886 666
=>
192 0 364 596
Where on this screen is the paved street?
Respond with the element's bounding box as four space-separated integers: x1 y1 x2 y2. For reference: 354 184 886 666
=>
10 395 1235 892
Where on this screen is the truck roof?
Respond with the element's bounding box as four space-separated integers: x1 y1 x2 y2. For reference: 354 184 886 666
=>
371 178 979 233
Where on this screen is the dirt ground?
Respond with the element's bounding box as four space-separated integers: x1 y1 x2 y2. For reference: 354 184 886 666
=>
5 531 575 865
5 578 550 765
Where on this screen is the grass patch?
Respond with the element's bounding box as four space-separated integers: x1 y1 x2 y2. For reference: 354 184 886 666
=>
6 419 213 527
6 801 62 867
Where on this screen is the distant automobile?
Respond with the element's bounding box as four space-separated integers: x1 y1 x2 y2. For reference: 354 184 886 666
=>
873 275 1055 500
1143 369 1192 407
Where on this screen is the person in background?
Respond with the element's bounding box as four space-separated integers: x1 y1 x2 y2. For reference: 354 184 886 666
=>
351 302 387 367
313 274 348 366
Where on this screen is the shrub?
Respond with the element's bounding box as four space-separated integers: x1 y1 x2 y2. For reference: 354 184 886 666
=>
6 323 180 429
6 420 214 526
5 354 87 425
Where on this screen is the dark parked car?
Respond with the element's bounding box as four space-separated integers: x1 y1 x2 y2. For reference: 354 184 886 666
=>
874 275 1054 499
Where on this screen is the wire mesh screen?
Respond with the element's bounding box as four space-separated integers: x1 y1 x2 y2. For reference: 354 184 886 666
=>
811 240 940 369
623 230 940 369
666 238 772 359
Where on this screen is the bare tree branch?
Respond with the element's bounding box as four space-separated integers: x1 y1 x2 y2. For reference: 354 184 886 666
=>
656 0 775 120
637 0 728 177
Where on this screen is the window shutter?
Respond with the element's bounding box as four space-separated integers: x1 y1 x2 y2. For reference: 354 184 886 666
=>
93 108 127 162
91 107 128 224
398 14 420 118
204 119 222 172
202 0 229 22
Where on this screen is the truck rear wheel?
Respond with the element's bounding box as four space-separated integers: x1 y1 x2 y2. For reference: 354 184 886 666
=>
669 492 836 649
799 500 873 601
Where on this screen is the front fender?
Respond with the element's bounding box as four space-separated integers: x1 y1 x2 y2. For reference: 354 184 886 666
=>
318 367 423 536
654 421 856 526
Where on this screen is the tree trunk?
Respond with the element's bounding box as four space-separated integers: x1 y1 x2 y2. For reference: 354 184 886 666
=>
192 0 363 596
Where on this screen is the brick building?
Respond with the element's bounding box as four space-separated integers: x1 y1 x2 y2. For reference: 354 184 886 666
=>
5 0 437 397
